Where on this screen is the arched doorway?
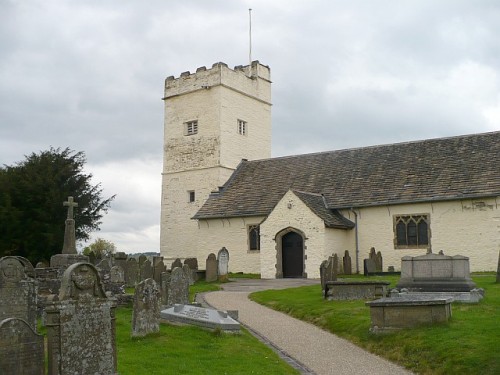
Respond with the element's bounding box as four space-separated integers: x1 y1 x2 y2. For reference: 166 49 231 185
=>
281 231 304 278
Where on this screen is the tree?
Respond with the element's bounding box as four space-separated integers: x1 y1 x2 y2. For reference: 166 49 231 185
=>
82 238 116 258
0 147 115 264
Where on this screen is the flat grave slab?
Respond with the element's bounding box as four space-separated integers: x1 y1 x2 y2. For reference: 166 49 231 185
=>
324 280 390 300
160 304 240 332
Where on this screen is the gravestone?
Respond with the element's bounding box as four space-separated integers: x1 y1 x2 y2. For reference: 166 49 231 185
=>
138 254 147 266
332 254 339 274
113 252 128 272
217 247 229 282
153 259 166 285
343 250 352 275
184 258 198 270
364 258 377 275
320 256 337 290
496 250 500 283
0 256 37 330
182 263 194 286
132 278 161 337
44 263 117 375
0 318 44 375
375 251 383 272
205 253 218 282
167 267 189 307
140 259 153 282
160 271 171 306
125 258 139 287
171 258 182 270
110 265 125 283
160 304 240 332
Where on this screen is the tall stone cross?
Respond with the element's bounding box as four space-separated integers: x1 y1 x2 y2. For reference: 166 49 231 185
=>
62 196 78 254
63 196 78 220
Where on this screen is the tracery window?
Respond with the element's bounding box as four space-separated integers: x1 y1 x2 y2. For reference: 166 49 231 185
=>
394 214 429 249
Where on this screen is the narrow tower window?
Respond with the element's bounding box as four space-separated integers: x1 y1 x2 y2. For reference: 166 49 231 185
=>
185 120 198 136
237 119 247 135
188 190 195 203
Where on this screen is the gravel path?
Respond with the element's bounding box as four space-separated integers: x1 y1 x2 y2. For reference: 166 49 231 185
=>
202 280 413 375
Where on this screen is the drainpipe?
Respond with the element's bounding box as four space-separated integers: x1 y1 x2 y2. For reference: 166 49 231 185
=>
350 208 359 274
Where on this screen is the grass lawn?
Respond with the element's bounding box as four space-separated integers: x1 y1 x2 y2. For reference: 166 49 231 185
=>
115 307 299 375
250 273 500 375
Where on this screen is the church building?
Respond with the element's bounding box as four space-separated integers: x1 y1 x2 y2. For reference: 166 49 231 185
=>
160 61 500 278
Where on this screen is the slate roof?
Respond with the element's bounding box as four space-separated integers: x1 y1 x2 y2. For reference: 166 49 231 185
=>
193 131 500 220
292 190 355 229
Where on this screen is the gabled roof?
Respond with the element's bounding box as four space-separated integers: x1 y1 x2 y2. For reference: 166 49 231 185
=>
291 190 355 229
194 131 500 220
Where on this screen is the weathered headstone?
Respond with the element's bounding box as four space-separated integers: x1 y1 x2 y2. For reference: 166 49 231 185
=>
113 252 128 271
153 259 166 285
110 265 125 284
0 257 37 330
138 254 147 266
375 251 383 272
0 318 44 375
182 263 194 286
184 258 198 270
125 258 139 287
171 258 182 270
343 250 352 275
320 256 337 290
364 258 376 275
160 271 171 306
35 261 48 269
496 250 500 283
132 278 161 337
140 259 153 282
217 247 229 282
167 267 189 307
45 263 117 375
205 253 218 282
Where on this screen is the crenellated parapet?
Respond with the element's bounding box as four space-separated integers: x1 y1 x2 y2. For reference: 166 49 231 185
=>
164 61 271 104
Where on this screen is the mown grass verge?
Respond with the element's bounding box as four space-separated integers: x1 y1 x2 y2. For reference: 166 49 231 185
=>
249 273 499 375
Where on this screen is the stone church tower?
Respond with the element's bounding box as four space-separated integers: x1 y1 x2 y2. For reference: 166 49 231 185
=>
160 61 272 261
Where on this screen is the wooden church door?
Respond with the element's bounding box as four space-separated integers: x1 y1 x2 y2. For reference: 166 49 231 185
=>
282 231 304 278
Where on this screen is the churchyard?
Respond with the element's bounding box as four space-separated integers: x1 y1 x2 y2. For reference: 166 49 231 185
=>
251 273 499 375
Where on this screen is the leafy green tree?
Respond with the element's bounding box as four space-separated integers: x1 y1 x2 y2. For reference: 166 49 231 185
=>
82 238 116 258
0 147 115 264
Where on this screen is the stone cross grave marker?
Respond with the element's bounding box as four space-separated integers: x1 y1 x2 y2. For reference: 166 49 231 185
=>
45 263 117 375
132 278 161 337
217 247 229 282
205 253 217 282
0 256 37 330
62 196 78 254
0 318 45 375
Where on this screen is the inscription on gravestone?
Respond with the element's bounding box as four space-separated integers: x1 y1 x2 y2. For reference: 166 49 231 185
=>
217 247 229 282
132 278 161 337
45 263 117 375
0 318 44 375
0 256 37 330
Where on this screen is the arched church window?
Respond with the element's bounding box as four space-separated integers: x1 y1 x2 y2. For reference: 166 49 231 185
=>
248 225 260 251
394 214 430 249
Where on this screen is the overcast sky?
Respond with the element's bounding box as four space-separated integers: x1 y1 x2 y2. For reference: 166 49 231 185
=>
1 0 499 253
